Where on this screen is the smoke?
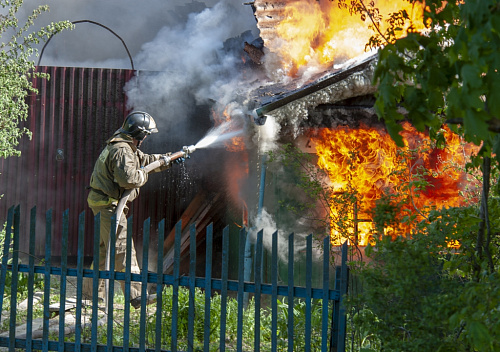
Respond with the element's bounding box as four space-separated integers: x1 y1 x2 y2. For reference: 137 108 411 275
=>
122 1 259 148
19 0 226 68
254 114 281 154
248 208 309 262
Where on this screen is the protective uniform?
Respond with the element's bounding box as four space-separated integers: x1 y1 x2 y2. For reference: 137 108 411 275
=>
83 112 169 304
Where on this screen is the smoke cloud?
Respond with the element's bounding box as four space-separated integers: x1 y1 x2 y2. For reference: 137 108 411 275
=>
124 0 258 146
20 0 228 68
18 0 260 146
248 208 308 262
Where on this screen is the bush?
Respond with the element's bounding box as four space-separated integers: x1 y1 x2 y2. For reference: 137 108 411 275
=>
347 203 500 351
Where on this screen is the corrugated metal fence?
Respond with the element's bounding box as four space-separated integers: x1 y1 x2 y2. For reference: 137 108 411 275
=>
0 66 208 262
0 66 134 259
0 205 348 351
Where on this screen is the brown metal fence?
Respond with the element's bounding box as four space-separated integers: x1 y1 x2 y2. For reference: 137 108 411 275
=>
0 66 134 258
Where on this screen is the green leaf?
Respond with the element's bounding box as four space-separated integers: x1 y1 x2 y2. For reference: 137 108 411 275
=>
492 134 500 165
463 109 490 144
385 119 404 147
468 321 492 351
461 64 482 90
487 73 500 118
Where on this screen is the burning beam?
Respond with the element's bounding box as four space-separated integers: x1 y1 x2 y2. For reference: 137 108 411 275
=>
253 54 376 120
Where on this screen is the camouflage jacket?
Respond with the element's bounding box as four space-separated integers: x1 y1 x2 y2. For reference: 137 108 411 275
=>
87 131 169 208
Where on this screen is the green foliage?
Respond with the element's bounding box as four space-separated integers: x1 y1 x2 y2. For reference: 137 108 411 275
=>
327 3 500 348
0 0 72 158
347 181 500 351
146 286 329 351
368 0 500 161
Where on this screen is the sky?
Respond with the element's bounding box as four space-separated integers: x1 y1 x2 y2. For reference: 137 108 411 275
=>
19 0 258 70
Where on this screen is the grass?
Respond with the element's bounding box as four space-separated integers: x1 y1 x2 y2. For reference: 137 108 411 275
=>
1 275 332 351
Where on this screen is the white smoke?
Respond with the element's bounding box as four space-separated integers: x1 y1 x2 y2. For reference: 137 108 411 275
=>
122 1 259 145
248 208 310 262
19 0 254 69
254 114 281 154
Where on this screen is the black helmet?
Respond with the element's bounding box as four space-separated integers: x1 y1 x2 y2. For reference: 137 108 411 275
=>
120 111 158 140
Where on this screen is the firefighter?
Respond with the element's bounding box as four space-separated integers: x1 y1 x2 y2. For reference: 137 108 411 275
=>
83 111 172 309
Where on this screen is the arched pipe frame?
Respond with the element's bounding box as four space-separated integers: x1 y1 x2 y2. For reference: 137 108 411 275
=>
37 19 135 70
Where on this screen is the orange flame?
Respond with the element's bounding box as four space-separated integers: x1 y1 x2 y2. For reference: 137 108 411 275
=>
270 0 426 76
311 122 479 246
211 106 246 152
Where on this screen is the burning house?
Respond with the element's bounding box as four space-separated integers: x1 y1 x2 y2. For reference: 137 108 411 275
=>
241 0 479 249
0 0 480 284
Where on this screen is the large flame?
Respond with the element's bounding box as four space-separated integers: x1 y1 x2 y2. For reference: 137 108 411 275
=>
270 0 426 77
311 122 479 246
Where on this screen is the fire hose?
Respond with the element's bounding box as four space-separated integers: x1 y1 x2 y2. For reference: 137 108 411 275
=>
114 144 196 227
104 144 196 310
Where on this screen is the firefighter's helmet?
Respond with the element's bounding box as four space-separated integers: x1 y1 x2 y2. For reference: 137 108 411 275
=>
120 111 158 140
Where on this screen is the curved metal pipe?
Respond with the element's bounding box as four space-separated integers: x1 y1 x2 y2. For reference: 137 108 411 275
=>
37 19 135 70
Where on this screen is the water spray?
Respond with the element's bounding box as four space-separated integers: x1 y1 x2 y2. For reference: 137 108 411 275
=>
194 121 243 150
115 120 243 227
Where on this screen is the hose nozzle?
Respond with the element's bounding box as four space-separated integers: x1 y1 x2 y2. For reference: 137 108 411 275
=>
182 145 196 156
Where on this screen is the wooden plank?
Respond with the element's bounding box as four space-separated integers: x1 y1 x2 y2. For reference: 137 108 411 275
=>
162 191 210 258
42 209 52 352
171 220 182 352
330 266 341 351
203 224 213 351
337 242 349 352
106 213 117 352
27 206 36 352
321 237 330 352
123 216 133 351
91 213 100 352
15 264 339 299
254 230 263 352
236 228 246 352
75 211 85 352
305 234 313 352
155 219 165 352
139 217 150 352
58 209 69 352
49 298 78 313
163 192 224 273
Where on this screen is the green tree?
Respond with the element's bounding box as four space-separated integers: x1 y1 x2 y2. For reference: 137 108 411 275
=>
0 0 72 158
337 1 500 350
366 0 499 269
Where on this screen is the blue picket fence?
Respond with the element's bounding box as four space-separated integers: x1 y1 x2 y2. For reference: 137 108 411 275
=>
0 205 348 352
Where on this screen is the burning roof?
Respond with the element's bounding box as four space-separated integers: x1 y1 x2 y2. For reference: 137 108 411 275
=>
250 52 378 134
244 0 428 135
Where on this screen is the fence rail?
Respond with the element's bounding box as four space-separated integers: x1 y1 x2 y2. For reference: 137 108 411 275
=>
0 205 348 352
